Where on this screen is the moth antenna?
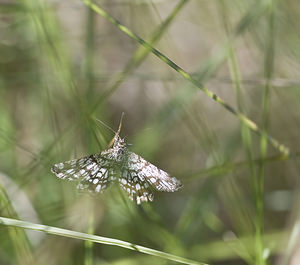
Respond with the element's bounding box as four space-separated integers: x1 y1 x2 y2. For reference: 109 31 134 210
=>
108 112 125 147
95 118 117 135
116 112 125 136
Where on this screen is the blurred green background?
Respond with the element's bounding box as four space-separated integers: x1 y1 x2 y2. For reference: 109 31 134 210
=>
0 0 299 264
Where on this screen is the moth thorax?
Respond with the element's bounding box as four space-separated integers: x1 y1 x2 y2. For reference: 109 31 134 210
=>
113 136 126 148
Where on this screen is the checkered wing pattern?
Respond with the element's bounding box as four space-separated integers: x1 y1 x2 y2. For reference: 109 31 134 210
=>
117 152 182 204
128 152 182 192
119 168 154 204
51 153 115 193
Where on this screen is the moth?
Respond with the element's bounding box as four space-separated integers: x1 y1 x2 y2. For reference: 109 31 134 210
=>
51 113 182 204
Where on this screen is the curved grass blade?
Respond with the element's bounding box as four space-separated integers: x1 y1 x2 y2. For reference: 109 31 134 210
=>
0 216 208 265
81 0 291 157
89 0 189 114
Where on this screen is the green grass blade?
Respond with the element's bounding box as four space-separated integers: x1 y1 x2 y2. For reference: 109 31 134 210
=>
255 2 276 264
89 0 189 114
184 151 300 184
0 186 34 265
81 0 291 157
0 216 208 265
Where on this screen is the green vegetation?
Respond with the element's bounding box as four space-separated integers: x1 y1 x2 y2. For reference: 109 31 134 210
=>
0 0 299 264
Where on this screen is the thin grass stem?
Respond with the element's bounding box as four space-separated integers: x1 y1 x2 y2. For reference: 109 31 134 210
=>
0 217 208 265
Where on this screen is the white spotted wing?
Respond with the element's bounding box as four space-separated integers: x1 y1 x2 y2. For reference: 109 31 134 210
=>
118 152 182 203
51 153 115 194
